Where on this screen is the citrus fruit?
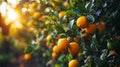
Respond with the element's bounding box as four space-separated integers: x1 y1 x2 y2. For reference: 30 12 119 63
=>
63 1 70 7
76 16 89 28
85 23 97 34
68 42 80 55
52 52 58 59
33 11 41 18
24 53 32 61
58 11 66 19
57 38 69 51
96 21 105 34
68 59 79 67
53 45 61 54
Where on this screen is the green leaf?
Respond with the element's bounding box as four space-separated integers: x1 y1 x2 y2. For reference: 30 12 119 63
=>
70 0 78 7
107 39 114 50
59 33 66 38
68 20 74 29
55 23 65 34
86 15 95 22
85 0 94 12
100 49 108 60
54 64 61 67
66 10 75 17
73 4 89 15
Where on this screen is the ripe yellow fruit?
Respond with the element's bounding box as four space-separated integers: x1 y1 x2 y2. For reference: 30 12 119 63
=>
51 3 58 9
68 42 80 55
46 35 53 41
45 20 50 25
53 45 61 54
76 16 89 28
68 59 79 67
29 8 35 15
85 23 97 34
52 52 58 59
63 1 70 7
31 1 37 8
23 3 29 9
57 38 69 51
33 11 41 18
58 11 66 19
24 53 32 61
96 21 105 34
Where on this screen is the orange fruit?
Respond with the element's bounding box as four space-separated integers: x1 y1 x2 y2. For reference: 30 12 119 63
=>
31 1 37 8
51 3 58 9
45 20 50 25
52 52 58 59
96 21 105 34
39 15 47 21
42 28 48 35
74 37 79 42
63 1 70 7
58 11 66 19
28 8 35 15
77 52 82 57
46 42 55 47
24 53 32 61
67 37 72 42
53 45 61 54
38 3 43 8
109 50 116 54
76 16 89 28
32 20 38 25
57 38 69 51
85 23 97 34
28 27 35 33
68 59 79 67
55 0 60 2
46 35 53 41
33 11 41 18
68 42 80 55
81 33 89 38
23 3 29 9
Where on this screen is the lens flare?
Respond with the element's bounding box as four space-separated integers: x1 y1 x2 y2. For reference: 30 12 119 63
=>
7 9 18 21
7 0 21 7
11 21 23 29
0 2 8 16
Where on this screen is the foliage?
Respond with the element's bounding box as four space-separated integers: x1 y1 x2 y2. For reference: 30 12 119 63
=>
1 0 120 67
20 0 120 67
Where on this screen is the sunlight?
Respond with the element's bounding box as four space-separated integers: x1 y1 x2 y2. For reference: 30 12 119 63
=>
7 0 21 7
0 2 8 16
11 21 23 29
7 9 18 21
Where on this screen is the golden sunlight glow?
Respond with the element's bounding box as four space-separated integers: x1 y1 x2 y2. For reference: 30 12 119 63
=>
22 8 28 13
11 21 23 29
7 0 21 7
0 2 8 16
7 9 18 21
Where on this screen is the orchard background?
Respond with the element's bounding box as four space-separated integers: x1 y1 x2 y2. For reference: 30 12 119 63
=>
0 0 120 67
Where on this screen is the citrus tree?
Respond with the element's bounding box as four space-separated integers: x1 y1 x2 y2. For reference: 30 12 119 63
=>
21 0 120 67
